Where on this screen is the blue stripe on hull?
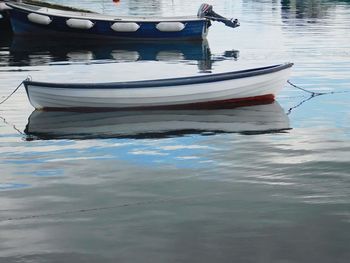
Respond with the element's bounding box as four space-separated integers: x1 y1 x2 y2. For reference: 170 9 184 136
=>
24 63 294 89
9 8 208 40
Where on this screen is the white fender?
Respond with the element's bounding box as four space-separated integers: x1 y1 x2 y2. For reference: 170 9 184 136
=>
66 18 94 30
27 13 52 25
111 22 140 32
156 22 185 32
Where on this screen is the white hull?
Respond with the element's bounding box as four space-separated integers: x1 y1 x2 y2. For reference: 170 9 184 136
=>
25 102 290 139
24 64 293 110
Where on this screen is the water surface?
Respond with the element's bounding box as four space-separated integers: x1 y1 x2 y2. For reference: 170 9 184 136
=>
1 0 350 262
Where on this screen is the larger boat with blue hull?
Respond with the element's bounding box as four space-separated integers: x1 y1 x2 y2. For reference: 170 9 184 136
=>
5 2 239 40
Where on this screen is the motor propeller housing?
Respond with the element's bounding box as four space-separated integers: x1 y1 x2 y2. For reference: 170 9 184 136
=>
197 3 240 28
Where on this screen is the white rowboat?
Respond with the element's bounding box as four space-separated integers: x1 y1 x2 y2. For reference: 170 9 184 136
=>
23 63 293 110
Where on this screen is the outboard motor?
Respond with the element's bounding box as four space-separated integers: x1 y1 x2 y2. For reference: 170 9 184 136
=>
197 3 239 29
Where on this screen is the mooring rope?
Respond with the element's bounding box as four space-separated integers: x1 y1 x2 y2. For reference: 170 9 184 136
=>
286 93 317 116
0 77 32 136
0 191 229 223
0 115 25 136
287 79 350 96
286 80 350 115
0 77 31 105
0 81 24 105
287 80 326 96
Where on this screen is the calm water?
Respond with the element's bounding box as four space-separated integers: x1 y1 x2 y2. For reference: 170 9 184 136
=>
1 0 350 262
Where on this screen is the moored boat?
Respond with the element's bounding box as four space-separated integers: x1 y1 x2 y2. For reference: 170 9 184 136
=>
24 101 290 140
23 63 293 110
6 2 239 40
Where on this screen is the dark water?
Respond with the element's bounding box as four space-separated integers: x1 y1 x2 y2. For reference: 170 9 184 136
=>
1 0 350 262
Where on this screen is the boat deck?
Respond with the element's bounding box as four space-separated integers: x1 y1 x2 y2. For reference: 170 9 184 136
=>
8 2 203 22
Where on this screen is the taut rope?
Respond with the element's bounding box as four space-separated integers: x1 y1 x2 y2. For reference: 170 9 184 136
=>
0 77 31 105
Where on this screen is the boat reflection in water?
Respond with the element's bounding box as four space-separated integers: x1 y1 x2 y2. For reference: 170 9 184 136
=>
7 36 238 70
24 102 290 140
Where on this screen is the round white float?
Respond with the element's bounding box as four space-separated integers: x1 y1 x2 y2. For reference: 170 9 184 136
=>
66 18 94 30
111 22 140 32
27 13 52 25
156 22 185 32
